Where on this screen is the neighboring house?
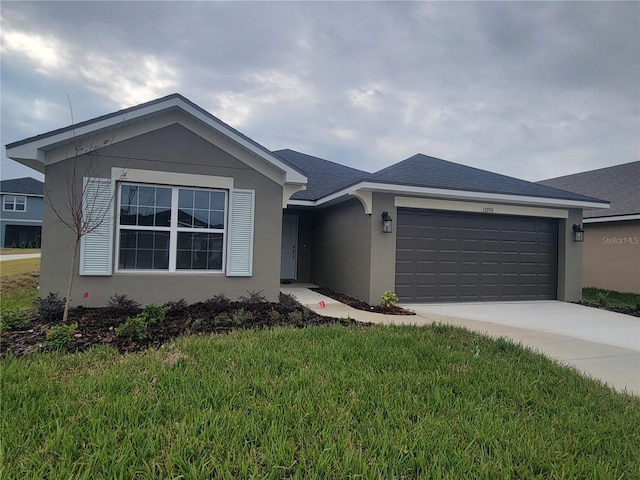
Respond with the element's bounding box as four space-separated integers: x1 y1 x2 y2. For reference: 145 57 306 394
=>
0 177 44 248
539 162 640 293
5 94 608 306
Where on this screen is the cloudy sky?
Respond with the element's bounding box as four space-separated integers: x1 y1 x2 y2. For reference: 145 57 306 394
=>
1 1 638 183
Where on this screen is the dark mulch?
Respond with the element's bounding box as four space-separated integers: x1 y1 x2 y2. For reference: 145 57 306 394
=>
309 287 415 315
1 293 370 358
576 301 640 318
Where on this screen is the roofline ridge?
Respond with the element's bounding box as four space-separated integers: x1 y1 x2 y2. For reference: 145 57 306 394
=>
538 160 640 182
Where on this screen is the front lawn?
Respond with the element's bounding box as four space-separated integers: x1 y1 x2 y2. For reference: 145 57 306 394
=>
2 325 639 478
0 257 39 311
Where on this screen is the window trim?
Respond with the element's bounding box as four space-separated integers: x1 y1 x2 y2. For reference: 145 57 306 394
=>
3 195 27 212
115 182 228 274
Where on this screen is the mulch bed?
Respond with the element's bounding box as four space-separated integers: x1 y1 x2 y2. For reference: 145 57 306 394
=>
310 287 415 315
1 294 370 358
576 301 640 318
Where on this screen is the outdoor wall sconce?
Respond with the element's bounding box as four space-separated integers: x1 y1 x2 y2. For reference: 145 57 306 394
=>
573 224 585 242
382 211 393 233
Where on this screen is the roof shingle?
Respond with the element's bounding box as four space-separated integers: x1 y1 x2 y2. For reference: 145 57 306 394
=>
0 177 44 195
538 161 639 218
366 154 605 203
274 149 368 201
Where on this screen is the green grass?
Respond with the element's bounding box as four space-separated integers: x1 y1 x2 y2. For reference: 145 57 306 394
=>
2 325 639 479
583 287 640 308
0 286 38 312
0 257 40 277
0 256 40 311
0 259 39 312
1 278 39 312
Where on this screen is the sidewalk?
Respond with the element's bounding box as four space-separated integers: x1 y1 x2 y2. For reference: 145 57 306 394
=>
0 253 41 262
281 284 640 395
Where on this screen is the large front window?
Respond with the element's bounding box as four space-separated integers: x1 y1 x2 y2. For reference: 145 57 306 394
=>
117 183 226 271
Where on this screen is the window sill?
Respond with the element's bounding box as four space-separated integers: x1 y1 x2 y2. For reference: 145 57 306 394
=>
114 270 225 275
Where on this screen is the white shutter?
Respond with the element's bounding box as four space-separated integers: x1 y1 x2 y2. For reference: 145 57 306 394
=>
226 189 255 276
79 177 114 276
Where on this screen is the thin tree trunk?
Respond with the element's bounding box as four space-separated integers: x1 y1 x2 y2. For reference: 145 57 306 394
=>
63 237 80 323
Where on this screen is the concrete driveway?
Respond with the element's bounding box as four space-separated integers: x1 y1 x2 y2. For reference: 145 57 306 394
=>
404 301 640 395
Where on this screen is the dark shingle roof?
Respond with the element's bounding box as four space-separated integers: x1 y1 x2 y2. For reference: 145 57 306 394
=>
366 154 605 203
273 149 368 201
0 177 44 195
538 161 639 218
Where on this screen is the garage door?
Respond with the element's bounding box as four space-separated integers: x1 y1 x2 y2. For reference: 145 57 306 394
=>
395 209 557 302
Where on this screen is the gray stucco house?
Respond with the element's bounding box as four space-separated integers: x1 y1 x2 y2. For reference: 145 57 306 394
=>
0 177 44 248
5 94 608 306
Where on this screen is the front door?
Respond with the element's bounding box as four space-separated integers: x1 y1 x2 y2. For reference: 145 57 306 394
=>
281 214 298 280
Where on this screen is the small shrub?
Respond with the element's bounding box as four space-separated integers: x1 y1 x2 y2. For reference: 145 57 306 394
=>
114 304 167 343
37 293 65 322
142 303 169 322
268 309 281 322
164 298 188 313
107 293 141 316
278 292 300 310
187 317 206 332
213 312 231 327
596 291 610 307
238 290 267 305
287 311 305 327
231 308 254 326
0 310 29 331
203 294 231 311
45 323 78 352
115 316 149 342
380 290 399 309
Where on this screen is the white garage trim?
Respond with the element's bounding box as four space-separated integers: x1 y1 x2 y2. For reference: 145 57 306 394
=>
394 197 568 219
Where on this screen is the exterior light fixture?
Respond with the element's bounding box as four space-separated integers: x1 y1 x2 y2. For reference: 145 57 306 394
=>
572 224 585 242
381 211 393 233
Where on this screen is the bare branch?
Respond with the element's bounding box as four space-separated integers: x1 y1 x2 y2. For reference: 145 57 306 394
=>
43 107 123 321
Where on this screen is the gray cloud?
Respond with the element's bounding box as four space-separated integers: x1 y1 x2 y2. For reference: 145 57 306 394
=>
2 1 638 182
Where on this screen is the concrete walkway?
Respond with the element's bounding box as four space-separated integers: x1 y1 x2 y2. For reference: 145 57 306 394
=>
0 253 41 261
281 285 640 395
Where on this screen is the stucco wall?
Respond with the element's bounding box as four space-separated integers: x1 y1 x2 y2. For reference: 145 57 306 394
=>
39 123 283 306
310 199 372 301
583 220 640 293
556 209 584 302
368 193 397 304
